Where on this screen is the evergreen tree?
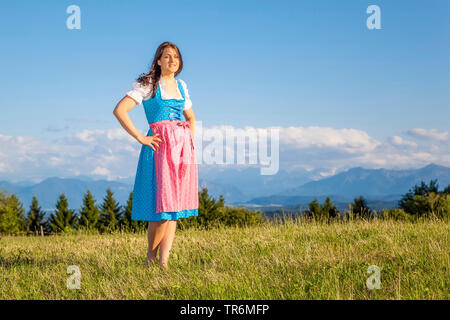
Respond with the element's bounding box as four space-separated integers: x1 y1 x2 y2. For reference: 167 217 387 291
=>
121 191 133 230
320 196 339 219
177 187 265 230
305 197 339 221
198 186 225 210
399 179 440 215
352 195 371 218
48 194 76 233
307 198 320 218
0 192 26 234
78 190 100 230
415 179 439 195
99 188 121 232
199 186 224 213
196 186 224 227
27 195 47 234
443 184 450 195
120 191 145 232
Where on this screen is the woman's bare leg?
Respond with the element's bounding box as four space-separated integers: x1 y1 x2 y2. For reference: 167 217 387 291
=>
146 220 168 265
159 220 177 270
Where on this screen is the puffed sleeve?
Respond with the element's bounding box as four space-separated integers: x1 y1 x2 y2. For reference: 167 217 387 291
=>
126 81 152 105
179 79 193 110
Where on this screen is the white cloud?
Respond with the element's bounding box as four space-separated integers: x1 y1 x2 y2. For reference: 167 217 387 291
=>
319 167 337 177
275 126 381 153
91 167 110 176
407 128 449 142
0 128 142 182
0 125 449 182
389 135 418 148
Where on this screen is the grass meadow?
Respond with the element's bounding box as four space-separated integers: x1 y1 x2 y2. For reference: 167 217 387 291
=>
0 216 448 300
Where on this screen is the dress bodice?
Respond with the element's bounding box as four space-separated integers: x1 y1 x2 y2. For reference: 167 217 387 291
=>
143 79 186 125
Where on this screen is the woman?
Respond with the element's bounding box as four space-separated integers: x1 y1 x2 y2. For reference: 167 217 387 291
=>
113 41 199 270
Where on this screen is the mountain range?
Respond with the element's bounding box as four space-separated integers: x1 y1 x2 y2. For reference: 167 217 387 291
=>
0 163 448 213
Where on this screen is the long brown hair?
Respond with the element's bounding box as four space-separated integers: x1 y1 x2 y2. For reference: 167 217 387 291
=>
136 41 184 99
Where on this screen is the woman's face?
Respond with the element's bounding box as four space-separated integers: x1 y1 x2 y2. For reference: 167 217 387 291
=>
158 47 180 75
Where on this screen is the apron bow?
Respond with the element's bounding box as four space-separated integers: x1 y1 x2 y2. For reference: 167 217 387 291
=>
177 121 190 129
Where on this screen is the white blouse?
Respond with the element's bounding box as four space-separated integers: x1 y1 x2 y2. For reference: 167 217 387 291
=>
126 77 193 110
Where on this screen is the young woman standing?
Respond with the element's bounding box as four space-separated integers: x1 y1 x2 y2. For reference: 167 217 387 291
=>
113 41 199 270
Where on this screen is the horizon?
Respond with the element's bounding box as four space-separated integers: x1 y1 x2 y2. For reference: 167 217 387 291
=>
2 161 449 213
1 161 447 185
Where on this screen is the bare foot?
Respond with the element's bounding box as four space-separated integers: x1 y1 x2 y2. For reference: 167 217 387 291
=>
159 261 169 271
145 257 157 267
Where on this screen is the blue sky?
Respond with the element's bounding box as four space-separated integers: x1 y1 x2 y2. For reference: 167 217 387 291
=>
0 0 449 182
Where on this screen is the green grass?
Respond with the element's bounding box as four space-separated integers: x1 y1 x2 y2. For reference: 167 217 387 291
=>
0 217 448 299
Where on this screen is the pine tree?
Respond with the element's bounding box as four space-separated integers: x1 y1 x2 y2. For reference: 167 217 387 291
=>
399 179 441 215
27 195 47 234
352 195 371 218
121 191 133 231
120 191 144 232
199 186 224 214
0 192 26 234
307 198 320 218
78 190 100 230
196 186 225 227
443 184 450 195
320 196 339 219
48 194 76 233
99 188 121 232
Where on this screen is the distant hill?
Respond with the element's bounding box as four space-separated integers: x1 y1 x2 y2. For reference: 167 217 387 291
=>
197 166 315 201
280 163 450 197
0 177 132 212
239 163 450 211
1 163 448 214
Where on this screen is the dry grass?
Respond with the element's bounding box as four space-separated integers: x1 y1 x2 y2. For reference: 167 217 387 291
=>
0 218 448 299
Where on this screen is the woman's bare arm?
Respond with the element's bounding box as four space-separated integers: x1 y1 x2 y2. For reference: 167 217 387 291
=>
113 96 163 150
113 96 145 142
183 108 196 137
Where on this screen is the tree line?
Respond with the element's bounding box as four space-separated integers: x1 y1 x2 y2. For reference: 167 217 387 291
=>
0 179 449 235
301 179 449 222
0 188 144 235
0 186 264 235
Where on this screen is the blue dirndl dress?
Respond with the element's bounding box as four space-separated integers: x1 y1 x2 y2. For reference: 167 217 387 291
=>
131 79 199 221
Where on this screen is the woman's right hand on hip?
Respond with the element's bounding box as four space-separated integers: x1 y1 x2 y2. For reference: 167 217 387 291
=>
138 133 164 151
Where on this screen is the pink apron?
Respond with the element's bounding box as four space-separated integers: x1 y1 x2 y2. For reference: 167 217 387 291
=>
149 120 198 213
